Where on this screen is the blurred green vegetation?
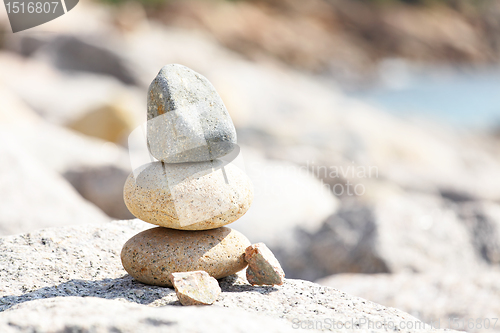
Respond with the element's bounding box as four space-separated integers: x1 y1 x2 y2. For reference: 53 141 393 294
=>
99 0 483 9
353 0 485 8
101 0 170 7
358 0 452 3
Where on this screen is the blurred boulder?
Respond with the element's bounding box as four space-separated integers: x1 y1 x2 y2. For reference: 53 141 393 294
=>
0 122 133 220
0 134 110 236
231 148 339 253
220 62 500 203
276 188 480 281
0 79 133 219
458 201 500 265
0 85 41 124
0 53 143 144
9 34 138 85
7 35 52 57
36 35 139 85
317 271 500 333
64 165 133 220
68 103 136 144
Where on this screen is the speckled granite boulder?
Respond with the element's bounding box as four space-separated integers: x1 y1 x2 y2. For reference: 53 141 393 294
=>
0 297 299 333
121 227 250 287
147 64 237 163
123 160 253 230
0 220 462 333
169 271 221 305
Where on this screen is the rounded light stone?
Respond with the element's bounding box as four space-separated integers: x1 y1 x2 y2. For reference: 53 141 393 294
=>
121 227 250 287
123 159 253 230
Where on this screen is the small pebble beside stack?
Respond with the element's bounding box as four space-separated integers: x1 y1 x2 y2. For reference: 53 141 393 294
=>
121 64 285 306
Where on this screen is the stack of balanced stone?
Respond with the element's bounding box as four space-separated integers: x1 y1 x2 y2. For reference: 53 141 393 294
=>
121 64 285 306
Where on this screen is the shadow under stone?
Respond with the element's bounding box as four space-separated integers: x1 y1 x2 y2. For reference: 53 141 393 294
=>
218 275 278 295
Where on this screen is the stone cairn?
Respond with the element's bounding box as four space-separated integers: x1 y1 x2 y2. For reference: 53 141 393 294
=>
121 64 285 306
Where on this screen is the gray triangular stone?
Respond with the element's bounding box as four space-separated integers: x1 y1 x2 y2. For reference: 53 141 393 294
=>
147 64 237 163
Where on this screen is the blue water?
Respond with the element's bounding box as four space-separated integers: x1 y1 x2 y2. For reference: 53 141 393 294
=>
346 63 500 129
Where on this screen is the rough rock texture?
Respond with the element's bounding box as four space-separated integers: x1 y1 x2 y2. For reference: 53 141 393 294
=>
147 64 237 163
169 271 221 305
245 243 285 286
121 226 250 287
0 297 299 333
0 132 110 236
124 160 253 230
317 271 500 333
0 220 454 333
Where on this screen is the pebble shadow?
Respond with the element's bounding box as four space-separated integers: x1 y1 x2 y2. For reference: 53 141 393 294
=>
218 274 278 295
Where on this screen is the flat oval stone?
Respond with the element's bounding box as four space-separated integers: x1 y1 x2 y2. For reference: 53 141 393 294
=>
121 227 250 287
123 159 253 230
147 64 237 163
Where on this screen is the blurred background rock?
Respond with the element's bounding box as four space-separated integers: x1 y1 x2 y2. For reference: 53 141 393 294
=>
1 0 500 331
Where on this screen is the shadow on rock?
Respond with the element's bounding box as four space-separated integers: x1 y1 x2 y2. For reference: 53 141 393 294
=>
0 275 177 311
0 273 277 311
218 274 278 295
